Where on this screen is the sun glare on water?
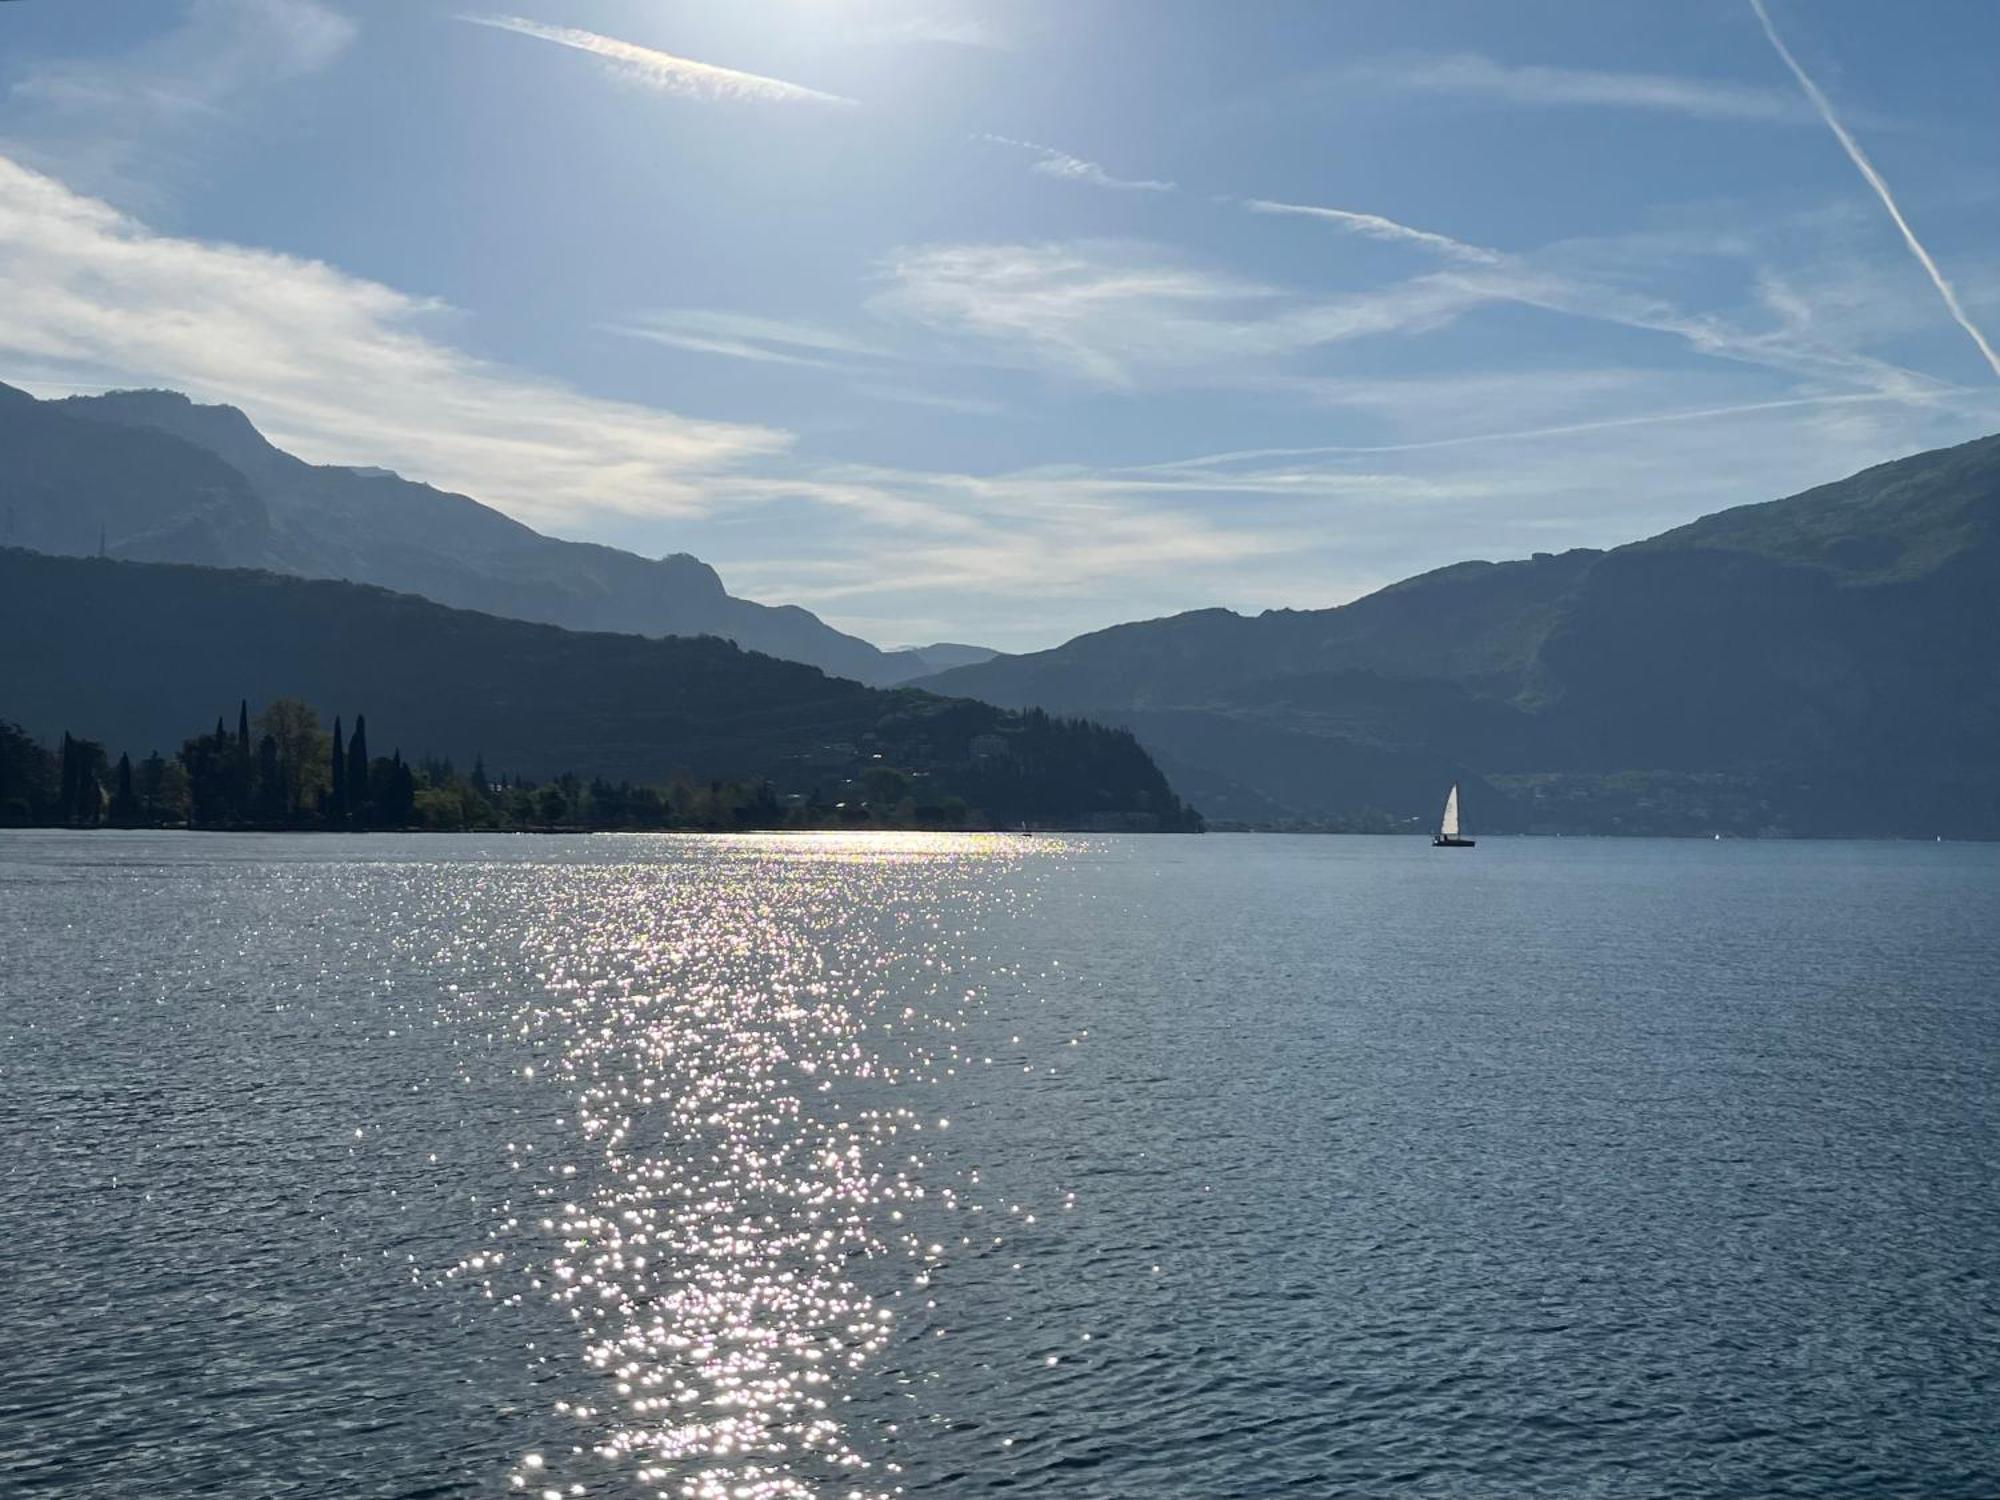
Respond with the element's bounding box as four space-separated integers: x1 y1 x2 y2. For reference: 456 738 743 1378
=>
417 835 1064 1498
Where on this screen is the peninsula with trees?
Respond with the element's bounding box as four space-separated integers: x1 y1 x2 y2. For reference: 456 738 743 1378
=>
0 549 1202 833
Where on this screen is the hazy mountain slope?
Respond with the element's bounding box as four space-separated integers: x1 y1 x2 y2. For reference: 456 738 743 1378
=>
1 387 275 567
3 383 961 685
920 435 2000 836
0 548 1198 830
896 643 1001 675
922 548 1602 715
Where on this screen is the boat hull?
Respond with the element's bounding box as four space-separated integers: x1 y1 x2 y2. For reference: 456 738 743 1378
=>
1432 836 1476 848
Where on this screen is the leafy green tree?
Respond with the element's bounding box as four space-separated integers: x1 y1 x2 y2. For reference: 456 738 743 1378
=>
860 765 913 807
137 752 189 825
0 720 55 825
258 698 330 823
179 725 239 826
536 784 568 826
255 734 284 823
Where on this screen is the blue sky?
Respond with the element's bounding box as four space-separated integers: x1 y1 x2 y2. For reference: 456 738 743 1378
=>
3 0 1998 650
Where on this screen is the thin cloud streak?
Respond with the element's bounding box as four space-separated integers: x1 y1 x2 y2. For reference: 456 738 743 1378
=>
608 310 885 369
1139 392 1933 470
1242 198 1502 264
1747 0 2000 379
1353 51 1806 122
459 14 856 106
863 15 1010 50
980 135 1175 193
873 236 1952 404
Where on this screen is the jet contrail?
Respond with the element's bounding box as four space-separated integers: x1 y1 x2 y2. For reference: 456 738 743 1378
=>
1749 0 2000 379
461 15 856 107
1241 198 1502 265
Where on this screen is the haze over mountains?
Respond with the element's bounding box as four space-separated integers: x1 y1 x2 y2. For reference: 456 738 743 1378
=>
0 382 986 687
918 436 2000 838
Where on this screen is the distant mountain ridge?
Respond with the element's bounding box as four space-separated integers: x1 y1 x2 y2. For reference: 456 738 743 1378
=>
0 382 967 686
918 435 2000 837
0 548 1198 831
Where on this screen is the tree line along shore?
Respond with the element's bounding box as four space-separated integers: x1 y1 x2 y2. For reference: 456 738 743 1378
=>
0 698 1033 833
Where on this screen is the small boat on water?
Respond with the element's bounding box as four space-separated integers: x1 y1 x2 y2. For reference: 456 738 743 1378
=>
1432 783 1475 848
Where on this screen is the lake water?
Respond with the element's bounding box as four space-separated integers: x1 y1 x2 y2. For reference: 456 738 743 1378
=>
2 830 1996 1498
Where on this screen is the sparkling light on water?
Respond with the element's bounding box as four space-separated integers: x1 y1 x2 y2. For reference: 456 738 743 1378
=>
433 834 1058 1499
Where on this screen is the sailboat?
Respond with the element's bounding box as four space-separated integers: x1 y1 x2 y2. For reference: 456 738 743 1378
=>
1432 783 1475 848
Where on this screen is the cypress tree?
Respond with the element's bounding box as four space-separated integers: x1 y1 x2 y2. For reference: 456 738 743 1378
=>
110 753 138 826
232 700 254 824
347 715 369 825
382 749 416 827
330 716 347 827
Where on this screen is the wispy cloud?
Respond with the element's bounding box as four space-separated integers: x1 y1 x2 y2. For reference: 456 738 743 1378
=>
0 153 787 528
874 241 1332 386
1747 0 2000 380
1241 198 1502 265
871 225 1965 418
719 377 1996 648
1 0 355 206
980 135 1175 193
1147 390 1927 467
459 14 856 107
609 310 885 369
1351 51 1806 123
863 15 1010 50
852 384 1007 416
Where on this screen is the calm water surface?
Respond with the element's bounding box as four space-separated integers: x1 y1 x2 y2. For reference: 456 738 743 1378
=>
1 831 1995 1498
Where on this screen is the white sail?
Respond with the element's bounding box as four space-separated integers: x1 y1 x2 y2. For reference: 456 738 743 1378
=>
1440 784 1460 839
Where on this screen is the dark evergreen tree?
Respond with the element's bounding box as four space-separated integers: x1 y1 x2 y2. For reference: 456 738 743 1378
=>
60 735 107 826
109 752 139 826
347 715 369 825
370 748 416 827
137 752 172 823
236 700 251 758
180 726 236 827
329 715 347 827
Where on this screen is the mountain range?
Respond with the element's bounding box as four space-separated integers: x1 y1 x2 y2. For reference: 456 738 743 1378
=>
917 436 2000 837
6 376 1995 837
0 381 987 686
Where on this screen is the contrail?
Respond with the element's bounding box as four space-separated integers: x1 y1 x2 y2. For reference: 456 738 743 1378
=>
461 14 856 107
1138 392 1922 470
1241 198 1501 265
1748 0 2000 379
